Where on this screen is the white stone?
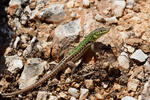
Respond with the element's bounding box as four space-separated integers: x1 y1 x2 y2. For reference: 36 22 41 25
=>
83 0 90 7
118 52 130 70
55 19 81 40
105 16 118 24
121 96 137 100
36 91 48 100
130 49 148 62
120 32 129 40
79 88 89 100
5 55 23 73
112 0 126 17
59 92 67 98
95 14 105 22
19 58 47 89
127 79 139 91
126 0 135 9
49 95 58 100
13 36 20 48
124 44 135 53
70 96 76 100
68 88 79 98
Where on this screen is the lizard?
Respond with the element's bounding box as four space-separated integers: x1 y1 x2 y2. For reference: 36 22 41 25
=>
1 27 110 97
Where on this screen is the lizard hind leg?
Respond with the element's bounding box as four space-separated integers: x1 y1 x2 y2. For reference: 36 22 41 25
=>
66 59 82 74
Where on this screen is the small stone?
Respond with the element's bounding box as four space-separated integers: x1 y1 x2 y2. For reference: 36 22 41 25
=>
59 92 67 98
79 88 89 100
124 44 135 53
65 67 72 74
21 14 28 25
112 0 126 17
67 0 75 8
95 93 104 100
49 95 58 100
119 32 129 40
13 36 20 48
105 16 118 24
121 96 137 100
36 91 48 100
83 0 90 7
5 55 23 73
95 14 105 22
130 49 148 63
144 58 150 70
127 79 139 91
126 0 135 9
84 79 94 89
68 88 79 98
118 52 130 70
70 97 77 100
102 82 109 88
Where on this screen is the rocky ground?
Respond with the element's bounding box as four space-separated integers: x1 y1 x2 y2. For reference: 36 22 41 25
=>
0 0 150 100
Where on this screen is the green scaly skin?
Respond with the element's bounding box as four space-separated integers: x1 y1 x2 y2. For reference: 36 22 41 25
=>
1 27 110 97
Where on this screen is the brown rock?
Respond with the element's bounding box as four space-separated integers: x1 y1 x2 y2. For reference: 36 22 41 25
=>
8 4 19 15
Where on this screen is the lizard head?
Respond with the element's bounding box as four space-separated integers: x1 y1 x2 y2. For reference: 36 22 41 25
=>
91 27 110 41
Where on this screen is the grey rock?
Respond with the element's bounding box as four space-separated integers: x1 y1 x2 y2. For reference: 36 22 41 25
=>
121 96 137 100
55 19 81 40
36 91 48 100
37 4 66 22
68 88 79 98
5 55 23 73
13 18 22 29
21 14 28 25
18 58 47 89
130 49 148 63
59 92 67 99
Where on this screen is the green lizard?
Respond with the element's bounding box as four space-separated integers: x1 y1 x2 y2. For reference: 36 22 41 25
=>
1 27 110 97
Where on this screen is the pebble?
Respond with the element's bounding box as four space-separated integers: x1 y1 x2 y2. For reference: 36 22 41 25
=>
130 49 148 63
79 88 89 100
13 36 20 48
105 16 118 24
18 58 47 89
5 55 23 73
49 94 58 100
95 93 104 100
127 79 139 91
83 0 90 7
68 88 79 98
119 32 129 40
55 19 81 41
112 0 126 17
59 92 67 98
124 44 135 53
36 91 48 100
70 97 77 100
118 52 130 70
95 14 105 22
121 96 137 100
84 79 94 89
126 0 135 9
